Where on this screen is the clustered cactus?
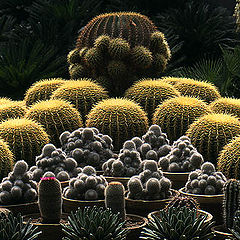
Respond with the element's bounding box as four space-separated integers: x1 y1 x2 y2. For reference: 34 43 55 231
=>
60 127 115 170
140 206 215 240
63 166 108 200
29 143 81 182
0 160 38 205
127 160 172 200
184 162 227 195
158 135 204 172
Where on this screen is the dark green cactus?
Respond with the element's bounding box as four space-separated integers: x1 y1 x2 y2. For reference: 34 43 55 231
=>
38 176 62 224
223 179 240 229
105 181 126 222
230 210 240 239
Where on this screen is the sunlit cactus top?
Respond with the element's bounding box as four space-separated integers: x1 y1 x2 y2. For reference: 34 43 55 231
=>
76 12 157 48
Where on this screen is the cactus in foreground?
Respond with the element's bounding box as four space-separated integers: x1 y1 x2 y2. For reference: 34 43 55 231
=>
0 118 50 166
61 206 128 240
217 136 240 179
223 179 240 229
161 76 189 86
140 206 215 240
186 113 240 164
153 96 212 142
174 78 221 103
0 138 14 180
24 78 66 106
125 79 180 119
86 98 149 150
26 99 83 146
105 182 126 222
38 176 62 224
0 97 12 105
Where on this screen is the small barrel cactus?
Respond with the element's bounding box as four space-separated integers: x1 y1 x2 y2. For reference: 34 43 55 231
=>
0 97 12 105
105 181 126 221
38 176 62 224
24 78 66 106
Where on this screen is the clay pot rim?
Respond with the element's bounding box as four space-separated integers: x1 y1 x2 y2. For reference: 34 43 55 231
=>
211 224 233 237
62 196 104 203
163 171 190 176
125 214 148 230
104 176 131 180
179 187 224 198
0 201 38 208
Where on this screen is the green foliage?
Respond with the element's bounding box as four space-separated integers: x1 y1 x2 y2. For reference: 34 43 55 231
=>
61 206 128 240
217 136 240 179
38 177 62 224
153 96 212 142
186 113 240 164
86 98 149 150
0 118 50 166
25 99 83 146
140 206 215 240
0 211 41 240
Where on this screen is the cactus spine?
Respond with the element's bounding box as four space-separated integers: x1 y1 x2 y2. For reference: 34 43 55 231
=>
38 177 62 224
105 181 126 221
223 179 240 229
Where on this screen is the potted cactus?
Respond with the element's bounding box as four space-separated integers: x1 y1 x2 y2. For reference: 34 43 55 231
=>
23 176 68 240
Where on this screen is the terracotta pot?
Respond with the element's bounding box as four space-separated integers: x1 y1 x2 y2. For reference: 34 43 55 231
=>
179 188 224 225
104 176 130 188
163 171 189 190
148 209 213 223
125 189 179 217
23 213 68 240
62 196 105 213
211 225 233 240
125 214 148 240
0 201 39 216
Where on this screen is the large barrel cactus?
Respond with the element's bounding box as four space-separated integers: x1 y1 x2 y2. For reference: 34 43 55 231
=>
153 96 212 142
0 118 50 166
0 98 12 105
25 99 83 146
86 98 149 150
186 113 240 164
68 12 171 96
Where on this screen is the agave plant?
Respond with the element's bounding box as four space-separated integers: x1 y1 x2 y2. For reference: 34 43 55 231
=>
0 212 41 240
230 210 240 239
140 206 215 240
61 206 129 240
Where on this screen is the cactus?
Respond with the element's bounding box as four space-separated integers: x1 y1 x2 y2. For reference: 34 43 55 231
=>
86 98 149 150
0 138 14 180
24 78 66 106
217 135 240 179
0 97 12 105
105 181 126 221
0 101 27 122
25 99 83 146
223 179 240 229
234 0 240 32
186 113 240 164
51 79 109 121
161 76 191 86
38 176 62 224
174 78 221 103
67 48 81 64
210 97 240 118
153 96 212 142
0 118 50 166
125 79 180 119
230 210 240 239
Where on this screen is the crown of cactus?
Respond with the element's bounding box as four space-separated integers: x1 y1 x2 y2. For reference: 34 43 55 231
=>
0 138 14 180
76 12 157 49
161 77 189 86
0 101 27 123
0 118 50 166
51 79 109 121
173 78 221 103
140 206 215 240
0 212 41 240
186 113 240 164
86 98 149 150
24 78 66 106
210 97 240 118
61 206 128 240
223 179 240 229
125 79 180 119
0 97 12 105
230 210 240 239
38 176 62 224
217 136 240 179
105 182 126 222
25 99 83 146
153 96 212 142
